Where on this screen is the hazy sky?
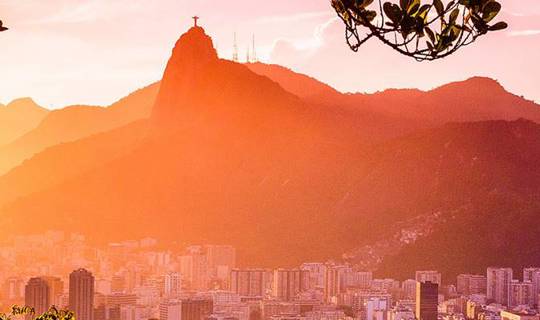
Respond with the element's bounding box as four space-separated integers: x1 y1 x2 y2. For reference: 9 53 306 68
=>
0 0 539 108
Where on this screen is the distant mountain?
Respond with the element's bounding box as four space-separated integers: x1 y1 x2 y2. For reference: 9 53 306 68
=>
355 77 540 124
246 63 341 101
0 82 159 175
247 63 540 125
245 63 424 142
0 98 48 146
1 26 540 277
0 120 149 210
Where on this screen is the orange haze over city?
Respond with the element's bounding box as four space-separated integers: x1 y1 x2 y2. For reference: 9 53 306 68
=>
0 1 540 319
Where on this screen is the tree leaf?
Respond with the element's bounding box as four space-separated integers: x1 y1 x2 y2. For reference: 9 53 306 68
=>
433 0 444 16
482 1 501 23
449 8 460 25
357 0 374 9
407 0 421 15
383 2 402 23
488 21 507 31
401 0 410 10
418 4 432 21
425 27 436 42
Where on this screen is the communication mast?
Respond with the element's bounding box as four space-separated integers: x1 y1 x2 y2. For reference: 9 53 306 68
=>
232 32 239 62
252 34 258 63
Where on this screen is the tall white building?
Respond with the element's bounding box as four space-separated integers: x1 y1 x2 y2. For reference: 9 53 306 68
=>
365 297 391 320
273 269 310 301
230 268 271 298
159 301 181 320
351 292 392 316
416 271 442 286
523 268 540 306
456 274 487 295
511 280 534 307
324 265 349 303
179 246 208 291
523 268 540 282
389 305 415 320
164 272 182 297
120 305 151 320
300 263 327 290
402 279 417 300
346 271 373 289
178 245 236 291
3 277 25 300
372 279 400 292
487 267 513 306
205 245 236 285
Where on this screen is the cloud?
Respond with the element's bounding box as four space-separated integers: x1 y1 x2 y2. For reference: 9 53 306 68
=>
269 17 344 66
256 11 334 24
270 39 304 66
508 30 540 37
27 0 146 25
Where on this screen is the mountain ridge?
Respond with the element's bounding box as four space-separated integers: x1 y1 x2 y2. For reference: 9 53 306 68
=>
247 63 540 125
0 98 49 146
0 82 159 175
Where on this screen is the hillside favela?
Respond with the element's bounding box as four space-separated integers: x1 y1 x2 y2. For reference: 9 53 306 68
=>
0 2 539 320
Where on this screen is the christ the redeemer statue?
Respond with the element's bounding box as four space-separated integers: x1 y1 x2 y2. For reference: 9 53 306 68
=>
193 16 200 27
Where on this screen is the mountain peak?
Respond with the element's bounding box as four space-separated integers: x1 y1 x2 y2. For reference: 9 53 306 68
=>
465 76 504 88
151 26 221 127
170 26 218 65
440 76 506 93
6 97 42 110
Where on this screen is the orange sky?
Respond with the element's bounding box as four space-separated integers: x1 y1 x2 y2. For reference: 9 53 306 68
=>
0 0 539 108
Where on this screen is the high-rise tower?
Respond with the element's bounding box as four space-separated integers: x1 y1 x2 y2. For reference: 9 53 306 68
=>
25 277 50 317
487 267 513 306
164 272 182 297
69 268 95 320
416 270 442 286
416 281 438 320
42 276 64 310
273 268 310 301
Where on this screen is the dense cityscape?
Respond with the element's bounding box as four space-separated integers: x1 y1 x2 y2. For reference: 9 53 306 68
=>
0 232 538 320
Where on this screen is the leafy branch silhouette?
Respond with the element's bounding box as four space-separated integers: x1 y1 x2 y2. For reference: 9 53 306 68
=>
0 306 74 320
0 20 8 32
331 0 507 61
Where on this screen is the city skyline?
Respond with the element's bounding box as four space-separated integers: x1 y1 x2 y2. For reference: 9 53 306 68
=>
7 230 540 320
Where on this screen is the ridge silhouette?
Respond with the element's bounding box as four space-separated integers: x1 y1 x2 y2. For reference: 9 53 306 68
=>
0 98 48 146
246 63 540 125
0 82 159 176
